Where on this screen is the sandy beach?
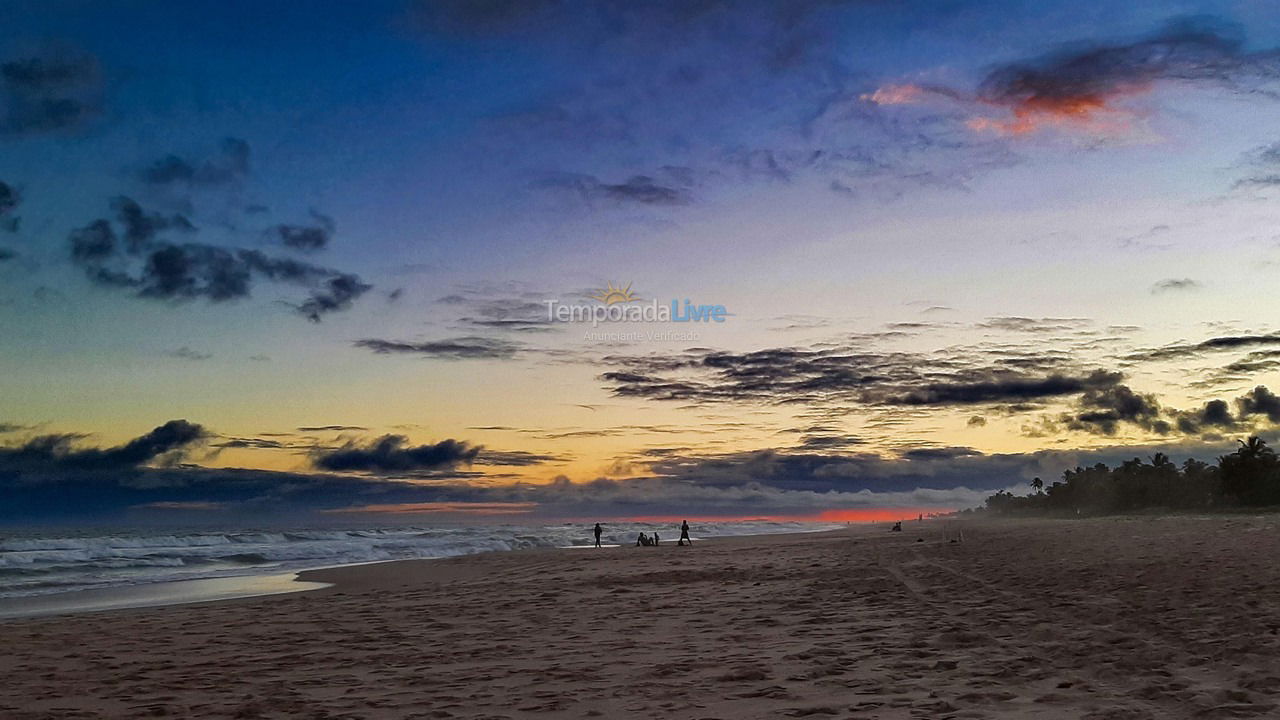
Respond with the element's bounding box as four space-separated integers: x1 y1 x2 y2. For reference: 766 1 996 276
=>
4 517 1280 719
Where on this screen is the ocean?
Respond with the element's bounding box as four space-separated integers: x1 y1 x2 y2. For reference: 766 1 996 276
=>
0 520 841 600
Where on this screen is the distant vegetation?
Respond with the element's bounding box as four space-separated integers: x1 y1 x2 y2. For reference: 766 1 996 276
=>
982 437 1280 516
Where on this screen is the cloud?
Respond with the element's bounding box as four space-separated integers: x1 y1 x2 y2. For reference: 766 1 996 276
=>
267 211 334 253
1151 278 1200 293
476 449 568 466
4 418 1274 523
0 420 207 473
899 447 983 461
355 336 522 360
870 17 1280 138
1126 333 1280 362
297 425 368 432
313 435 481 473
977 316 1091 332
533 172 693 206
141 137 250 187
1063 384 1168 435
1051 383 1280 438
1234 141 1280 189
0 49 103 135
163 346 212 361
67 198 371 321
890 370 1121 406
600 339 1122 410
794 434 864 451
1238 385 1280 423
0 180 19 232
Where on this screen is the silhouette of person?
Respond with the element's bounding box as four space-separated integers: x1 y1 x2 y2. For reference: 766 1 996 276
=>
594 523 603 548
636 532 648 546
652 532 660 546
679 520 691 546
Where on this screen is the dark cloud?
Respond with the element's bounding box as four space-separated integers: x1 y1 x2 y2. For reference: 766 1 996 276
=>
1127 333 1280 362
890 370 1121 406
141 137 251 187
973 17 1278 132
476 449 568 466
1238 385 1280 423
268 211 335 253
67 198 371 321
313 435 481 473
295 273 373 322
297 425 368 432
795 434 864 451
900 447 983 461
1151 278 1200 293
1064 384 1168 435
0 247 14 262
0 49 103 135
599 341 1122 412
0 180 19 232
967 415 987 427
534 172 692 206
0 420 206 473
1052 384 1280 438
355 336 522 360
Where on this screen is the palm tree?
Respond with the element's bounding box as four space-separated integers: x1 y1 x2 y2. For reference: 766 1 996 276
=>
1237 436 1274 461
1030 477 1044 493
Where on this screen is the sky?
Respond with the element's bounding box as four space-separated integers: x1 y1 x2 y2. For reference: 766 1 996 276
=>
5 0 1280 526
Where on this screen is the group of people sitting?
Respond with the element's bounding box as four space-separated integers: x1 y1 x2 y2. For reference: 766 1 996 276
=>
635 521 692 547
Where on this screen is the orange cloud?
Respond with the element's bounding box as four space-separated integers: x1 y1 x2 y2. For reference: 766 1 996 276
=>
967 87 1148 138
865 81 1145 139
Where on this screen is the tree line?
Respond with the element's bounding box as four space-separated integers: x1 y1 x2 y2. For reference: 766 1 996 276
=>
982 436 1280 516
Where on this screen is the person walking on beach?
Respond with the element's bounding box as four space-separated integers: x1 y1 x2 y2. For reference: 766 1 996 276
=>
679 520 691 546
594 523 603 548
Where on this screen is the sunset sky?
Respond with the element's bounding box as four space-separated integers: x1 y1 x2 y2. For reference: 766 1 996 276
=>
5 0 1280 524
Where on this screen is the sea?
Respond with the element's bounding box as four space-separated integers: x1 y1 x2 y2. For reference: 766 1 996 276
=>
0 520 841 600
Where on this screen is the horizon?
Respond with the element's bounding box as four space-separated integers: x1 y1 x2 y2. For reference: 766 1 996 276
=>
7 1 1280 525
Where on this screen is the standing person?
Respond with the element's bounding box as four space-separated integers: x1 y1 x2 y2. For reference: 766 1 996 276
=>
653 532 660 546
679 520 691 546
594 523 603 548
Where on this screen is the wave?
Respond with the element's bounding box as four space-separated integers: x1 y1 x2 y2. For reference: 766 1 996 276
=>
0 520 838 599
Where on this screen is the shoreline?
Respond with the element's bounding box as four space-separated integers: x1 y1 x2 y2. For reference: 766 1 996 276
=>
0 523 860 620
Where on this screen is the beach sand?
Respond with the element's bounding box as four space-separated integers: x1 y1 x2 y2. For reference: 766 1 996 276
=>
4 516 1280 719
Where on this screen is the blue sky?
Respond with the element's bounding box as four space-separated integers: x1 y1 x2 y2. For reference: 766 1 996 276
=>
4 0 1280 524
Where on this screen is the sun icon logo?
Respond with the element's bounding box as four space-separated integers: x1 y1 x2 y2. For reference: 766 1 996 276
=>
590 281 640 305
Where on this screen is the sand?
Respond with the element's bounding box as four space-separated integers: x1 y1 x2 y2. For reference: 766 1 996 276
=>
4 516 1280 719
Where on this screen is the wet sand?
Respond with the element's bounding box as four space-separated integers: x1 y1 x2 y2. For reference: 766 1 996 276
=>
4 517 1280 719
